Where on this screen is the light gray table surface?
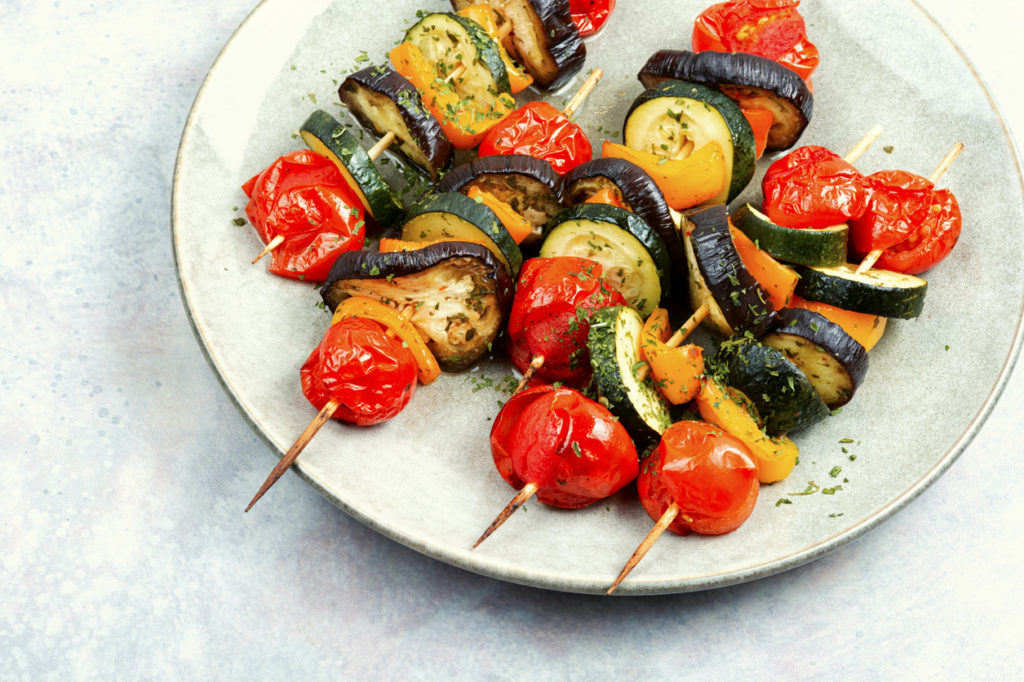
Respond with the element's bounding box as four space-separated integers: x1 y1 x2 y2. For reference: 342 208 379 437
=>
3 1 1022 679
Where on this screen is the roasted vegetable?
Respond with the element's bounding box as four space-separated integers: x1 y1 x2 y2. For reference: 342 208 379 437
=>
795 264 928 320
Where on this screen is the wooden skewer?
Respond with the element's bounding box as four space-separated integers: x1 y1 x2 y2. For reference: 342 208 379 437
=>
843 124 884 164
606 503 693 594
514 354 545 393
635 303 709 382
561 68 603 119
252 235 284 264
473 482 539 548
245 400 339 511
855 141 964 274
444 63 467 83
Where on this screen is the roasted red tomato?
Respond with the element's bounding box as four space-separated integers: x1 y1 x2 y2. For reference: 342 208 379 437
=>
506 257 626 387
299 317 417 426
875 187 961 274
478 102 593 175
570 0 616 37
849 170 936 254
692 0 820 86
638 421 759 536
490 385 639 508
761 145 869 229
242 150 366 282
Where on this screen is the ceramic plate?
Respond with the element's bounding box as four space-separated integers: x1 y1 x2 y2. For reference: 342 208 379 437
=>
172 0 1024 594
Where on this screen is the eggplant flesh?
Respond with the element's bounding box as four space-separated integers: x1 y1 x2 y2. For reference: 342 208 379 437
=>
685 204 776 337
763 308 868 408
339 65 453 180
638 50 812 151
451 0 585 90
322 243 513 371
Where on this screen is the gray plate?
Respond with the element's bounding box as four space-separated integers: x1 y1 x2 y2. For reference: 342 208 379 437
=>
172 0 1024 595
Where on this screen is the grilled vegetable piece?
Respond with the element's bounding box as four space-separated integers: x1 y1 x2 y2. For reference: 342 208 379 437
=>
562 157 683 275
400 192 523 276
338 65 453 180
683 204 776 338
540 203 670 316
762 308 869 409
404 12 510 104
624 80 755 203
713 336 830 436
638 50 813 151
588 305 672 447
321 241 514 371
450 0 586 90
435 154 564 242
731 202 847 267
795 264 928 319
299 109 404 227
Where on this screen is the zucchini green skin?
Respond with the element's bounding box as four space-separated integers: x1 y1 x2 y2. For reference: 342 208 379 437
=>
404 12 511 97
588 305 672 448
625 80 756 203
795 264 928 319
731 203 847 267
299 109 404 227
400 192 523 276
713 336 830 436
541 203 670 316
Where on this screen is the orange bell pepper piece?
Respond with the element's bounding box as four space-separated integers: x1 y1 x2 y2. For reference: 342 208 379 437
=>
583 187 627 209
331 295 442 385
455 5 533 93
790 295 887 351
639 308 703 405
740 106 774 159
729 222 799 311
601 140 726 210
465 186 533 244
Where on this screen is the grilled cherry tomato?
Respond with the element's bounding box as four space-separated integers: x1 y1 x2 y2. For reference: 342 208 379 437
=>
570 0 616 37
490 385 639 508
242 150 366 282
761 146 869 229
299 317 417 426
638 421 759 536
875 187 961 274
478 101 593 175
849 170 935 255
692 0 820 86
506 257 626 387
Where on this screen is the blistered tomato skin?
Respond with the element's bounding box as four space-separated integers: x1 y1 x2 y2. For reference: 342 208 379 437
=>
490 386 639 508
570 0 615 36
876 188 961 274
638 421 759 536
849 170 936 255
300 317 417 426
242 150 366 282
478 102 593 176
506 257 626 388
761 146 869 229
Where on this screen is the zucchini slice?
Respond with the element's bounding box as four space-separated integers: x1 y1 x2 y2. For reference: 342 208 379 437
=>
299 109 404 227
624 80 755 204
762 308 869 409
400 192 523 276
338 65 453 180
795 264 928 319
638 50 813 152
588 305 672 447
539 204 670 316
404 12 510 106
435 154 564 242
561 157 683 277
683 204 776 338
321 241 514 371
713 336 830 436
451 0 586 91
731 203 847 267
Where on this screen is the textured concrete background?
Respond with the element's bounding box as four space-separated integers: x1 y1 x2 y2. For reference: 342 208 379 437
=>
2 0 1022 678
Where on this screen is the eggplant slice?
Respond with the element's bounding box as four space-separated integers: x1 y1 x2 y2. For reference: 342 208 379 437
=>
321 242 514 371
435 154 564 243
562 157 683 277
638 50 813 152
450 0 586 90
339 65 453 180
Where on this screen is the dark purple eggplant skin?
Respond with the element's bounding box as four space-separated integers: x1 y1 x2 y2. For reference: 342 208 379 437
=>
339 65 453 180
321 242 514 371
688 204 777 337
451 0 586 90
561 157 683 275
764 308 869 408
638 50 813 151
